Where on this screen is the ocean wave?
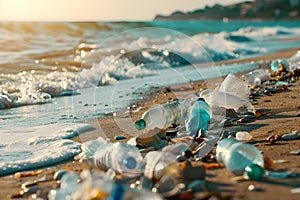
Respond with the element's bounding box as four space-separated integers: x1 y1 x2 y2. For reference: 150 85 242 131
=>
1 23 300 110
231 26 300 39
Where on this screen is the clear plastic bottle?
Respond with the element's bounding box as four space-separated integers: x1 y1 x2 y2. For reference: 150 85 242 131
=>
135 99 191 130
216 138 264 176
143 143 189 180
81 138 143 177
241 69 270 85
49 170 163 200
270 59 289 72
186 97 212 137
288 50 300 71
144 151 178 180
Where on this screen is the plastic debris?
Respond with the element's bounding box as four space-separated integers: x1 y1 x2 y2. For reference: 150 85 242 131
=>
288 50 300 71
273 159 288 164
264 170 297 179
80 137 143 177
15 52 300 199
241 69 270 86
114 135 127 140
153 174 183 198
275 81 289 85
271 59 289 72
267 134 282 144
281 130 300 140
144 151 178 180
53 170 68 181
187 180 206 193
290 149 300 155
244 164 265 180
200 89 254 113
216 138 264 176
48 170 163 200
186 97 212 137
127 128 168 150
14 169 43 178
235 131 253 142
219 73 250 101
291 187 300 194
135 99 190 130
248 184 255 191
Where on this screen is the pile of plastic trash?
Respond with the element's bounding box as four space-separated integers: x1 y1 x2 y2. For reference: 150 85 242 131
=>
13 51 300 199
46 51 300 200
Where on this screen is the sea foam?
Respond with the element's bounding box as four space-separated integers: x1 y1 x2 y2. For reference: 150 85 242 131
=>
0 123 94 176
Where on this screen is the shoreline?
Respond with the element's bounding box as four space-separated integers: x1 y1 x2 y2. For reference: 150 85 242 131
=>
1 48 300 199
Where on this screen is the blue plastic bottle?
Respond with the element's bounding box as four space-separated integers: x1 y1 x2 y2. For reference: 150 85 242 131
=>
186 97 212 137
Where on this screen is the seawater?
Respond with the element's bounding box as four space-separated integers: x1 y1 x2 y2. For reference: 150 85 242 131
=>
0 20 300 176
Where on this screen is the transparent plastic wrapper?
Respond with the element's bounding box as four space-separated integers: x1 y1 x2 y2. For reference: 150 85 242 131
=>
135 99 191 130
219 73 250 100
216 138 264 176
200 89 254 113
186 97 212 137
200 73 254 112
80 137 143 177
288 50 300 71
241 69 270 85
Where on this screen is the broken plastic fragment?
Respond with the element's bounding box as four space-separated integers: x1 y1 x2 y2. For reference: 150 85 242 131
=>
235 131 253 142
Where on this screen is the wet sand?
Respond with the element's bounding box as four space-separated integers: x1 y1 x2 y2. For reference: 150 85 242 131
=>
0 48 300 199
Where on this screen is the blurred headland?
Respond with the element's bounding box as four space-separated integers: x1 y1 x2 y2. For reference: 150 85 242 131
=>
154 0 300 20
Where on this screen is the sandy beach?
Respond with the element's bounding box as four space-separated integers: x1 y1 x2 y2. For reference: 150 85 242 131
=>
0 48 300 200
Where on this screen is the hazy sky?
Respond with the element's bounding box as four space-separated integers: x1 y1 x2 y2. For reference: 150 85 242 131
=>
0 0 246 21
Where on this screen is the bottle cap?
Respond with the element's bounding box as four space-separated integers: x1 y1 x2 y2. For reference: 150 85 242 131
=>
123 156 137 170
197 97 206 102
135 119 146 130
244 164 264 180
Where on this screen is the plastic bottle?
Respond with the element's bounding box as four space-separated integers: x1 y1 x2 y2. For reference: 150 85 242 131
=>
49 170 163 200
143 143 189 180
135 99 191 130
288 50 300 71
241 69 270 85
144 151 178 180
186 97 212 137
81 137 143 177
216 138 264 176
270 59 289 72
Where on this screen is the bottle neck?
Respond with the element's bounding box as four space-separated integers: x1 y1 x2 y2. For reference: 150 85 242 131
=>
217 138 238 150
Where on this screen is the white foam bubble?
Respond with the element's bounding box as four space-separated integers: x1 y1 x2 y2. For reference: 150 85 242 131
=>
0 123 94 176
